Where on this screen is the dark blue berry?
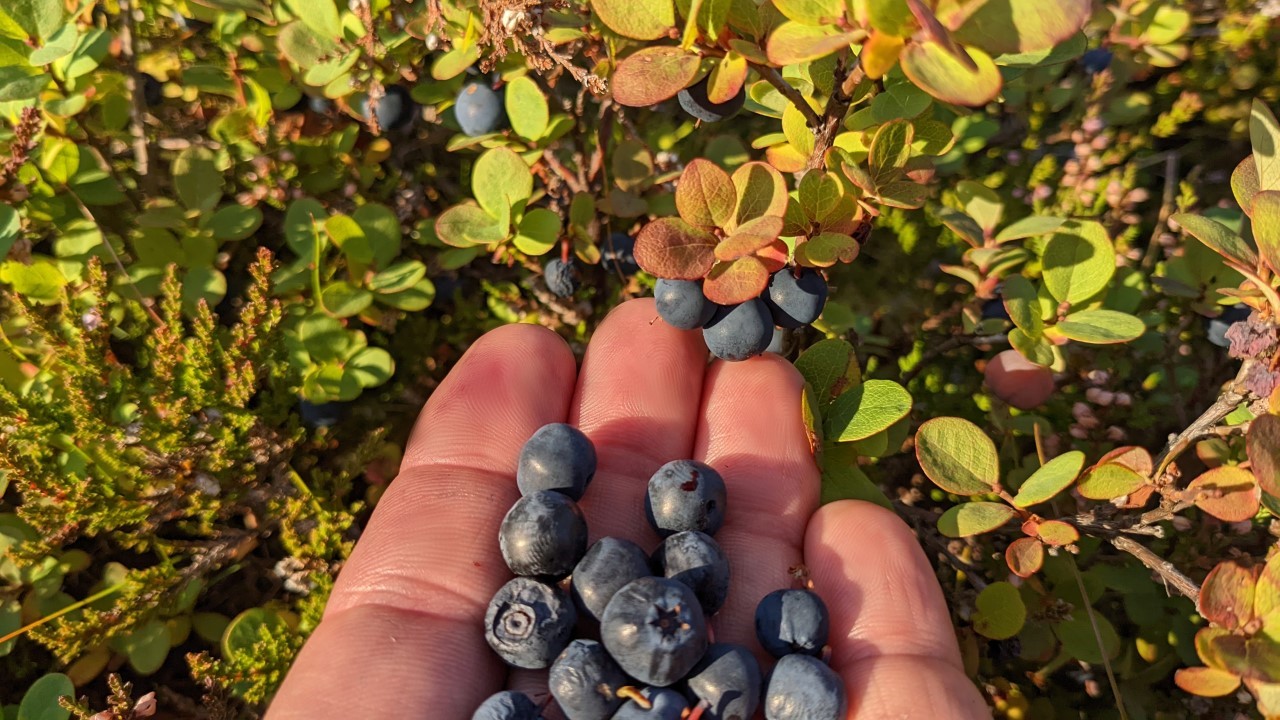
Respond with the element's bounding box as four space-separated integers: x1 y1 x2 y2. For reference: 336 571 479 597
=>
684 643 763 720
645 460 727 538
142 74 163 107
298 399 345 428
651 531 730 616
517 423 597 500
604 232 639 275
571 537 653 623
754 589 830 658
308 95 333 115
981 297 1010 321
484 577 577 669
677 78 745 123
600 577 709 687
610 687 688 719
549 639 631 720
456 82 505 136
763 654 847 720
763 269 827 329
472 690 543 720
1081 47 1113 74
702 300 773 361
499 490 588 579
360 85 415 131
1206 303 1253 348
655 279 715 331
545 258 580 298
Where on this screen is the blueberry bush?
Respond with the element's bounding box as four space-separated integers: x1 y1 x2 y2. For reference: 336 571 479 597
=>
1 0 1280 717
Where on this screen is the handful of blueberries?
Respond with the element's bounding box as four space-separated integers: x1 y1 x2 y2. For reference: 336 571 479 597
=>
474 424 847 719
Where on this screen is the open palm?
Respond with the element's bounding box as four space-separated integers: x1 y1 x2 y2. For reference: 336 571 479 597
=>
268 299 989 719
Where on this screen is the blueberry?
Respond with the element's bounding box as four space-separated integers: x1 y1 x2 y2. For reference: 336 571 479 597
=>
645 459 727 538
754 589 830 658
603 232 639 276
571 537 653 623
517 423 597 500
762 654 847 720
651 531 731 616
308 95 333 115
472 690 543 719
610 687 689 719
600 577 709 687
981 297 1010 321
1081 47 1113 74
499 490 588 579
702 300 773 361
298 399 345 428
655 279 715 331
763 269 827 329
684 643 763 720
677 78 745 123
141 74 163 107
1206 303 1252 348
456 81 505 136
766 327 785 355
359 85 415 131
484 576 577 669
549 639 631 720
545 258 581 298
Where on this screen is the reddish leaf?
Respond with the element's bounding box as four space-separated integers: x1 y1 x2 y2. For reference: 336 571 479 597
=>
735 215 784 239
1199 560 1260 632
1098 446 1154 476
758 240 789 273
676 159 736 229
1175 667 1242 698
612 47 702 107
1035 520 1079 547
715 234 776 262
1115 483 1157 510
633 217 718 280
730 162 789 230
1255 552 1280 619
1005 537 1044 578
1189 466 1260 523
702 256 770 304
706 52 748 105
1249 414 1280 497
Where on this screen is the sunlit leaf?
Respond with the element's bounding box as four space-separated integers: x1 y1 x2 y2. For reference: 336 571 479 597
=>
937 501 1016 537
915 417 999 496
1188 466 1260 523
1005 537 1044 578
1012 451 1083 507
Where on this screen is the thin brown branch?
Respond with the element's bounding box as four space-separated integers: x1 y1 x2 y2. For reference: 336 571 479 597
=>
117 0 155 196
748 63 820 128
1109 535 1200 602
1150 359 1256 482
805 51 866 171
542 149 586 194
1140 151 1180 271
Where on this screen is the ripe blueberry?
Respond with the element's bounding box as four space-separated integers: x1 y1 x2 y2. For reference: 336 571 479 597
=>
645 459 727 538
1081 47 1113 74
359 85 415 131
517 423 597 500
762 654 847 720
611 687 689 719
544 258 581 298
1206 303 1252 348
763 268 827 329
142 74 163 107
981 297 1010 321
484 576 577 669
702 300 773 361
684 643 763 720
456 81 505 136
571 537 652 623
549 639 631 720
298 399 345 428
472 690 542 719
600 577 709 687
499 490 588 579
655 279 715 331
677 78 745 123
651 531 730 616
603 232 639 276
754 589 830 658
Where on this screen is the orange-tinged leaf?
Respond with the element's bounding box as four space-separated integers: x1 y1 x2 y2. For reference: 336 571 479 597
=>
1235 155 1261 217
900 40 1001 107
1245 678 1280 717
1256 552 1280 619
1174 667 1242 697
715 233 776 262
633 217 718 279
1200 560 1260 632
950 0 1091 55
765 143 808 173
736 214 785 239
1076 462 1146 500
1196 626 1234 669
707 52 748 105
730 162 789 230
1097 446 1154 476
766 21 863 66
1188 466 1260 523
612 47 702 107
795 232 859 267
676 159 736 229
1005 537 1043 578
1116 483 1157 510
862 30 905 80
1035 520 1079 547
702 256 770 304
758 240 789 273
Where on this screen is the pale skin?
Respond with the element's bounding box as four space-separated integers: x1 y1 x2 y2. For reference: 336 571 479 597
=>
268 299 992 719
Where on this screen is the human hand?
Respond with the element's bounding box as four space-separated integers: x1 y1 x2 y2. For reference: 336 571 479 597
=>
267 299 990 719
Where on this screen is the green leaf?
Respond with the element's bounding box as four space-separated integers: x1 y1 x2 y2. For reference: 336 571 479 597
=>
634 217 719 279
915 417 999 496
278 20 338 67
296 313 350 362
797 171 843 225
1041 220 1115 304
1055 309 1146 344
2 0 62 40
352 203 401 269
1013 451 1084 507
285 198 328 257
1254 191 1280 275
513 208 562 256
473 147 533 221
771 0 844 24
824 379 912 442
820 444 892 509
1055 613 1120 664
930 204 982 246
124 619 171 675
950 0 1091 56
0 599 19 657
612 139 653 193
869 119 912 177
995 215 1066 243
1171 212 1258 269
731 161 788 230
0 204 18 259
1076 462 1146 500
221 608 288 662
937 501 1017 538
173 148 222 213
900 41 1001 107
376 278 435 311
18 673 73 720
766 22 862 66
1002 274 1043 337
973 582 1026 640
1235 156 1261 216
368 261 428 294
956 180 1003 233
28 23 75 65
796 339 860 405
505 76 549 141
182 266 226 313
0 66 49 101
432 44 480 81
208 205 263 241
1252 100 1280 192
591 0 674 40
612 47 702 107
0 260 65 303
782 103 815 158
676 159 736 229
435 204 507 248
348 347 394 387
283 0 341 41
321 282 373 318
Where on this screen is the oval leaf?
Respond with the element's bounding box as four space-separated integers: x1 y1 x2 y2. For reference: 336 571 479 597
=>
915 417 999 496
504 76 550 141
825 380 912 442
633 217 718 279
591 0 674 40
1175 667 1243 698
766 22 863 66
676 159 736 229
973 582 1026 640
1171 212 1259 268
1035 520 1079 546
1248 414 1280 497
1189 465 1260 523
612 47 702 107
1013 451 1084 507
701 256 770 304
18 673 74 720
1041 220 1114 304
731 161 788 230
951 0 1090 55
937 501 1017 538
1076 462 1146 500
1199 560 1258 632
900 41 1001 107
1055 309 1146 344
1006 537 1044 578
715 233 777 262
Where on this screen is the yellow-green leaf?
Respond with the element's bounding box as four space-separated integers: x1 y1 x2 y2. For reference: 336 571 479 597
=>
1076 462 1146 500
937 501 1016 538
592 0 675 40
915 417 999 496
1041 220 1114 304
1012 451 1083 507
766 21 862 66
1055 309 1146 345
824 379 912 442
973 582 1026 640
900 41 1001 107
